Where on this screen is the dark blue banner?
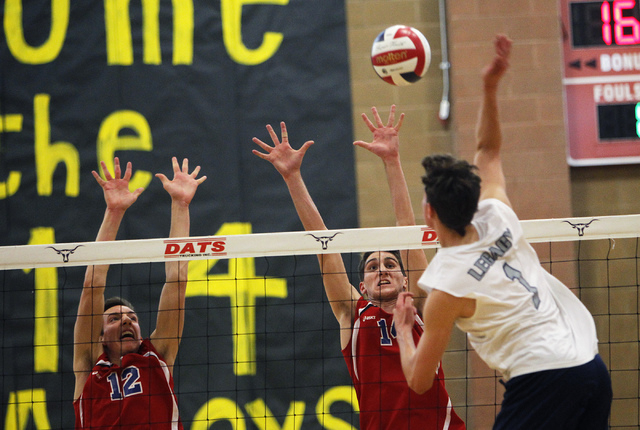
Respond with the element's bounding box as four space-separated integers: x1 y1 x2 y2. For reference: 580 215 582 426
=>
1 1 357 428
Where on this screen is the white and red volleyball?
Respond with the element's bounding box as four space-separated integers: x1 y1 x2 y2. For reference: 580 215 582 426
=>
371 25 431 86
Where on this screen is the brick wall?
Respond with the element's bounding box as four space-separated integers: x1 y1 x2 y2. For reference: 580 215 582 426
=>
348 0 572 228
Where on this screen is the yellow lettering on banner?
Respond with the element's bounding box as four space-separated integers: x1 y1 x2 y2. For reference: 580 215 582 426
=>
191 388 356 429
186 222 288 376
142 0 162 64
221 0 289 65
3 0 69 64
0 113 23 198
34 94 80 197
191 397 246 430
246 398 305 430
23 227 59 373
4 389 52 430
96 110 153 192
104 0 134 65
105 0 194 65
172 0 194 64
316 386 359 430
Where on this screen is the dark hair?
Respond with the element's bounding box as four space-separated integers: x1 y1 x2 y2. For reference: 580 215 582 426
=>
421 154 481 237
104 296 135 313
358 250 406 281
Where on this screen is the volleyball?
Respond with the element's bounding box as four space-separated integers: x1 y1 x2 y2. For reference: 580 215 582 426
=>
371 25 431 86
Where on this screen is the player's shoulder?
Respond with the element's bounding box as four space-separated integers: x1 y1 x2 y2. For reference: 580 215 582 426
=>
476 198 520 232
478 198 513 216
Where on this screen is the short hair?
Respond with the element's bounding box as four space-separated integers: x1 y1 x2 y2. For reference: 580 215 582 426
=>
421 154 481 237
358 250 406 282
104 296 135 313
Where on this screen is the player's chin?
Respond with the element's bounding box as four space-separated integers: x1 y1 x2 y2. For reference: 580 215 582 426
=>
119 338 142 353
372 285 401 299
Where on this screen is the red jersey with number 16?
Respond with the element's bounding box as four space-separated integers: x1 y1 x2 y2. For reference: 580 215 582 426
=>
74 339 183 430
342 297 465 430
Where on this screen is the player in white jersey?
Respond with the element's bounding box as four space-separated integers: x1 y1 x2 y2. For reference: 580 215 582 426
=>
393 34 612 429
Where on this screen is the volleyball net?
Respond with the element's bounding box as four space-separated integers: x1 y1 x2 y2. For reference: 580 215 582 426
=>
1 214 639 429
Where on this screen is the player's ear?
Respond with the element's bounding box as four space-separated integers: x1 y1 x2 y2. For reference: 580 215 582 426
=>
359 282 368 299
424 202 436 225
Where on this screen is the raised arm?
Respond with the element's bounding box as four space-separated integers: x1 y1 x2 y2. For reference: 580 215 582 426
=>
252 123 360 344
394 290 470 394
152 157 206 369
473 34 512 206
74 158 144 399
354 105 428 310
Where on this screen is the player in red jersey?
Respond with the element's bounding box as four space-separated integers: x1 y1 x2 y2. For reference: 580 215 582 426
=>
73 157 206 429
252 107 465 430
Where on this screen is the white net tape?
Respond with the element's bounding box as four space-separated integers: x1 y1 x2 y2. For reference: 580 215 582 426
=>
1 214 638 270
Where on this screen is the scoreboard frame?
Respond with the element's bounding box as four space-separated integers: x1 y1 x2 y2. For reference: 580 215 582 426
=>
561 0 640 166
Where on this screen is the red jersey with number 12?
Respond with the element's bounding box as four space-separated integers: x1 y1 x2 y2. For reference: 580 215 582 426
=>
74 339 183 430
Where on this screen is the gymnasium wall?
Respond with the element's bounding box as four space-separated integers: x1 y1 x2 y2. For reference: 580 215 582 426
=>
347 0 640 226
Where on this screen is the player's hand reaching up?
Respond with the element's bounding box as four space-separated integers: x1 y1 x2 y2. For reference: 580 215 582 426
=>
156 157 207 205
482 34 511 89
252 122 314 179
354 105 404 164
92 157 144 212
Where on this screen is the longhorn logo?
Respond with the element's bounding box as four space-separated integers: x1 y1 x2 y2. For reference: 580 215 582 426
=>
563 219 598 237
47 245 83 263
306 232 342 250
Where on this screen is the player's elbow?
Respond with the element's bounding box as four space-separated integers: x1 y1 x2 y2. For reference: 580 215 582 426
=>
407 374 434 394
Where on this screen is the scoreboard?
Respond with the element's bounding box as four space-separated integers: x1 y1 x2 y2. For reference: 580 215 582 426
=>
561 0 640 165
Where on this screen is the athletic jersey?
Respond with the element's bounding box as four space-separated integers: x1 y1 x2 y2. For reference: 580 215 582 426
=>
418 199 599 381
74 339 183 430
342 297 465 430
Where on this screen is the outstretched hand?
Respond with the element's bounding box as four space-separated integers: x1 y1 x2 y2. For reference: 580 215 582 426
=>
92 157 144 211
252 122 314 179
483 34 511 88
155 157 207 205
393 291 418 335
353 105 404 163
